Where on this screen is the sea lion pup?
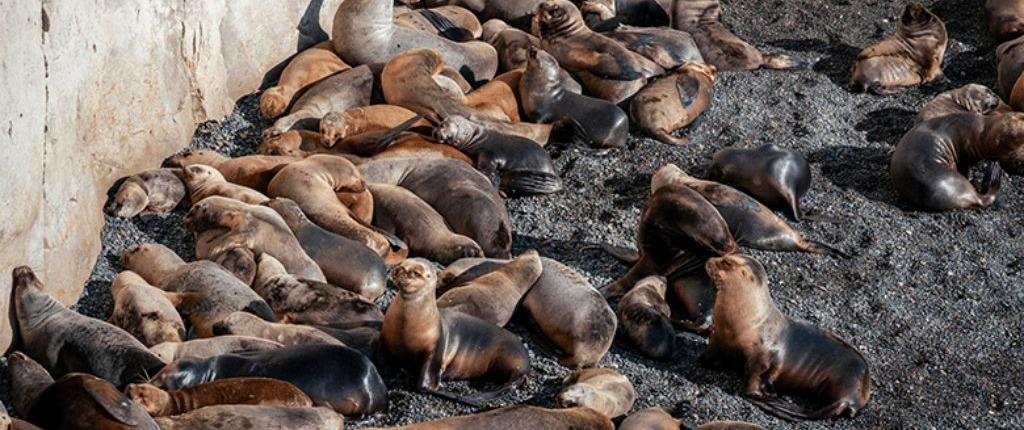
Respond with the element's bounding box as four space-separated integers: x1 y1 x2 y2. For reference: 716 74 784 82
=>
630 61 717 145
914 84 1005 125
180 164 269 205
320 105 429 147
669 0 796 70
997 35 1024 108
890 112 1024 211
265 65 374 136
151 344 388 416
435 115 562 195
252 253 384 326
703 255 872 421
260 41 350 120
332 0 497 83
365 405 613 430
521 47 629 148
617 276 675 360
120 243 276 321
191 311 344 346
104 168 185 218
12 267 165 387
706 144 812 222
126 378 312 417
986 0 1024 42
534 0 663 104
165 150 300 192
395 5 483 41
108 270 195 347
8 351 56 417
849 3 947 94
367 183 484 264
149 336 283 363
557 368 635 419
359 156 512 258
183 196 326 282
152 405 345 430
384 258 531 404
654 164 848 257
603 26 704 70
436 250 543 327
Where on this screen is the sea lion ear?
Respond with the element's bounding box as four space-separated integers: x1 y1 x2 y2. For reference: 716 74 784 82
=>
81 377 140 426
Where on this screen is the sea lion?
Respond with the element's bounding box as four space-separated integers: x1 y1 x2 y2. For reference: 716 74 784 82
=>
265 65 374 136
521 47 629 148
556 368 635 419
120 243 276 321
619 408 766 430
320 105 429 147
603 26 703 70
149 336 283 363
616 276 675 360
108 270 194 347
367 183 484 264
212 246 259 285
8 350 56 417
152 405 345 430
914 84 1005 125
364 405 613 430
630 61 717 145
395 5 483 41
180 163 269 205
996 35 1024 108
579 0 670 29
481 19 583 94
27 373 160 430
669 0 797 70
126 378 312 417
383 258 531 404
12 267 166 387
332 0 497 83
0 400 42 430
436 250 543 327
464 77 522 122
252 253 384 326
165 150 300 192
104 168 186 218
359 156 512 258
849 3 947 94
703 254 872 421
409 0 549 29
381 49 482 124
705 144 812 222
183 196 326 282
890 112 1024 211
260 41 350 120
434 115 562 195
150 344 388 416
986 0 1024 42
191 311 344 346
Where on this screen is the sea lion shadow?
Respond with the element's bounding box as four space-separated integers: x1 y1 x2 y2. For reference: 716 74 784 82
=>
855 108 916 146
602 172 650 210
258 0 331 90
811 145 901 206
768 38 861 88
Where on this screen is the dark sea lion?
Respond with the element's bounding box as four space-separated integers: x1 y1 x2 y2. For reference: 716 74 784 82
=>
556 368 635 419
705 144 812 222
332 0 497 83
260 41 350 120
320 105 429 147
180 164 269 205
669 0 797 70
191 311 344 347
849 3 947 94
126 378 312 417
108 270 193 347
630 61 717 145
395 5 483 41
996 35 1024 108
366 404 613 430
436 250 543 327
367 183 483 264
252 253 384 326
480 19 583 94
616 276 675 360
603 26 703 70
914 84 1004 125
0 400 43 430
383 258 530 404
434 115 562 195
521 47 629 148
703 254 872 421
152 405 345 430
120 243 276 321
986 0 1024 42
27 373 159 430
150 344 388 416
8 350 56 417
579 0 670 29
165 150 300 192
265 65 374 136
104 168 185 218
12 267 165 387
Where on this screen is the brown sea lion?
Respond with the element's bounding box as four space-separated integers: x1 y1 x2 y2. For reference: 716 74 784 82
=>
481 19 583 94
383 258 530 404
8 350 56 417
120 243 276 321
260 41 350 120
265 65 374 136
367 183 484 264
252 253 384 326
381 49 482 124
849 3 947 94
149 336 284 363
395 5 483 41
617 276 675 360
104 168 185 218
152 405 345 430
630 61 717 145
914 84 1005 125
165 150 300 192
27 373 160 429
705 144 812 222
191 311 344 347
333 0 497 83
411 0 549 29
125 378 312 417
579 0 670 29
986 0 1024 42
703 254 872 421
108 271 194 347
996 35 1024 108
320 105 429 147
556 368 635 419
181 164 269 205
619 408 766 430
12 267 165 387
364 405 613 430
0 400 43 430
669 0 797 70
436 250 543 327
464 77 522 122
603 26 703 70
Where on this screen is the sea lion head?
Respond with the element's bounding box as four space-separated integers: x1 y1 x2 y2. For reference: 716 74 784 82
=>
105 178 149 218
433 115 479 150
650 163 697 193
258 130 307 157
705 254 766 291
183 196 248 233
534 0 582 37
319 111 350 148
165 150 224 168
952 84 1003 115
898 2 940 34
120 243 185 284
12 266 57 323
149 359 210 390
391 258 438 297
181 164 224 187
556 381 603 410
124 383 170 415
526 47 563 85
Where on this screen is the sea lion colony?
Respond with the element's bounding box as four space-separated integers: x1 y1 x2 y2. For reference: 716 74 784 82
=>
5 0 1024 428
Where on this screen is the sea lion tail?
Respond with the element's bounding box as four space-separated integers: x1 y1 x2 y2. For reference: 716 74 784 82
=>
418 9 475 42
802 240 851 259
761 53 803 70
747 396 853 421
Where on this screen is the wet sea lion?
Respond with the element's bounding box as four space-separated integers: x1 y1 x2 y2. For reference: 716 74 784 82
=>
367 183 484 264
579 0 670 29
120 243 276 321
320 105 429 147
849 3 947 94
436 250 543 327
104 168 185 218
669 0 796 70
266 65 374 136
986 0 1024 42
260 41 350 120
126 378 312 416
252 253 384 326
914 84 1005 125
996 35 1024 108
192 311 344 346
151 344 388 416
180 164 269 204
556 368 635 419
8 350 56 417
165 150 300 192
521 47 629 148
381 49 481 124
630 61 717 145
332 0 497 83
383 258 531 404
108 271 193 347
364 405 613 430
13 267 165 387
617 276 674 360
705 144 812 222
149 336 283 363
152 405 345 430
395 5 483 41
603 26 703 70
434 115 562 195
703 254 872 421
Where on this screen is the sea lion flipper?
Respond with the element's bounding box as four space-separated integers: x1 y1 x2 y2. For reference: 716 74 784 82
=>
598 243 639 265
81 377 140 425
165 291 204 314
675 76 700 108
418 8 475 42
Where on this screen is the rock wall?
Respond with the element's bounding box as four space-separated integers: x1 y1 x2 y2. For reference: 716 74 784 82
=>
0 0 342 352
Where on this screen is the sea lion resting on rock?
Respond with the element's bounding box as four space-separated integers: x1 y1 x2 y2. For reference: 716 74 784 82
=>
480 19 583 93
320 105 430 147
556 368 635 419
603 25 703 70
619 407 766 430
436 250 543 327
630 61 716 145
108 271 194 347
125 378 312 417
395 5 483 41
191 311 344 347
408 0 548 31
180 164 269 205
149 336 283 363
165 150 299 192
705 144 812 222
914 84 1005 125
997 35 1024 110
265 65 373 136
153 405 345 430
104 168 185 218
364 405 613 430
367 183 484 265
850 3 947 94
669 0 797 70
986 0 1024 42
381 49 489 124
260 41 350 120
617 276 675 360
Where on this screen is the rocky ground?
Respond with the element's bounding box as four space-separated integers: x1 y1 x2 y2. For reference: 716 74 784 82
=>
3 0 1023 428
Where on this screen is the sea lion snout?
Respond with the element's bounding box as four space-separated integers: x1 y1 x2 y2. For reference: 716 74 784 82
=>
390 258 437 294
12 266 41 290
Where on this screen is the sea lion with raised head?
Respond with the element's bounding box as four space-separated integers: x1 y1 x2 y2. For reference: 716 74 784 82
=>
108 271 194 347
986 0 1024 42
252 253 384 326
260 41 350 120
670 0 797 70
630 61 717 145
557 368 635 419
617 276 675 360
367 183 484 264
705 144 812 222
149 336 283 363
914 84 1005 125
165 150 299 192
850 3 947 94
436 250 543 327
126 378 312 417
265 65 374 136
153 405 345 430
180 164 269 205
104 168 185 218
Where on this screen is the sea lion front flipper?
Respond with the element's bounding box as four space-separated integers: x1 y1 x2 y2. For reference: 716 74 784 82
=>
164 291 204 315
81 377 140 426
418 8 475 42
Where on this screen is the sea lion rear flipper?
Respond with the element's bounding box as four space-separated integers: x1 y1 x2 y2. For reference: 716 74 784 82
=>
423 388 484 408
418 9 475 42
597 243 639 265
800 240 851 259
762 52 804 70
978 161 1003 207
746 395 852 422
81 377 140 425
164 291 204 315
